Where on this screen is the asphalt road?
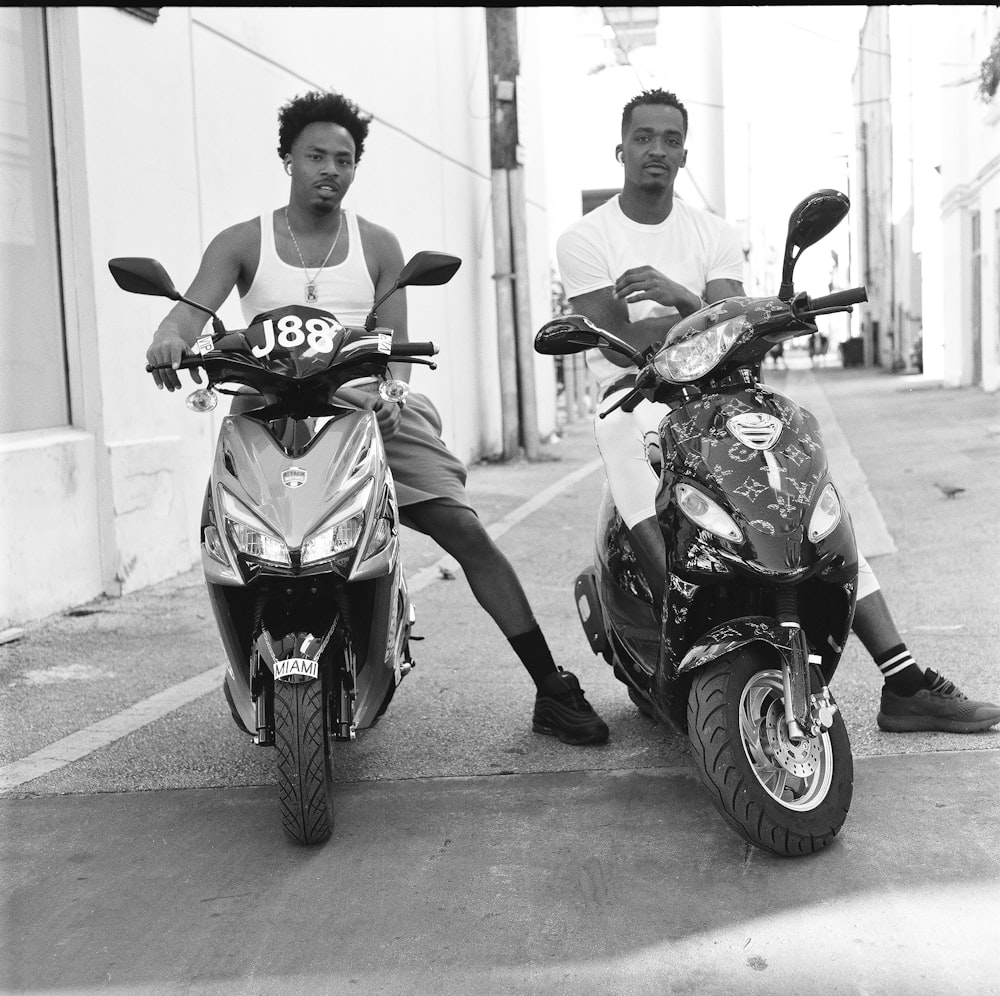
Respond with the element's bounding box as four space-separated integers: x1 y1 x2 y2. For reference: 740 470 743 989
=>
2 359 999 994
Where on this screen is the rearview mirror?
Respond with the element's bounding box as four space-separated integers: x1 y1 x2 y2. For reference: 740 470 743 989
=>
108 257 182 300
108 255 225 334
534 315 642 364
778 189 850 300
397 251 462 288
534 316 602 355
365 251 463 330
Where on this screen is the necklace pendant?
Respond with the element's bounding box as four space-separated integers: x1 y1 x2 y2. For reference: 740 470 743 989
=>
305 281 318 303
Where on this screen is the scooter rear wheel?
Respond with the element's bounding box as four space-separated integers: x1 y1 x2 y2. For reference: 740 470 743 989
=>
687 650 853 856
274 678 334 845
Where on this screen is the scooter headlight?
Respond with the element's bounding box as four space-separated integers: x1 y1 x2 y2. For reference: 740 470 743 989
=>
302 513 365 565
675 483 743 542
301 481 373 566
653 316 749 383
221 489 291 566
807 483 843 542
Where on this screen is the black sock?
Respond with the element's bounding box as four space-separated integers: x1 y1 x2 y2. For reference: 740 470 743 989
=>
508 626 559 690
876 642 925 695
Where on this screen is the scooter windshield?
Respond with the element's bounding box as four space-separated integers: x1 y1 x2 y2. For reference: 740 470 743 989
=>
222 305 392 380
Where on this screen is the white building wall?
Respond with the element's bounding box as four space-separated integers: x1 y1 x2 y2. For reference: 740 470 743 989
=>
939 4 1000 390
2 5 559 626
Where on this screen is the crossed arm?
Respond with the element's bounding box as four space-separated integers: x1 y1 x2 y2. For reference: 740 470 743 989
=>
570 268 745 368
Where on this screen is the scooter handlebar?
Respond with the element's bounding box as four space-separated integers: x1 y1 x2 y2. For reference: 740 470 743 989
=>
146 358 201 373
389 341 438 358
145 340 440 373
806 287 868 311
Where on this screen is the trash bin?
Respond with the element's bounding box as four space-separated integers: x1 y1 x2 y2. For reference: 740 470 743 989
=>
839 337 864 368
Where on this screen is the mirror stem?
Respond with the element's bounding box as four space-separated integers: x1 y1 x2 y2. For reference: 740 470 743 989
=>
179 295 226 336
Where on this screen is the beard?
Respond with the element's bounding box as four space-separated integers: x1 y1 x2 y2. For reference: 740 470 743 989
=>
635 172 671 194
310 197 340 215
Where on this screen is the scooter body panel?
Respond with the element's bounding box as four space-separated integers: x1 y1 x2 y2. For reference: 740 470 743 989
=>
204 407 412 741
656 384 857 585
586 384 858 731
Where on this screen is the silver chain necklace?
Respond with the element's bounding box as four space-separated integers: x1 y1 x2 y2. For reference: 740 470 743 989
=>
284 207 343 303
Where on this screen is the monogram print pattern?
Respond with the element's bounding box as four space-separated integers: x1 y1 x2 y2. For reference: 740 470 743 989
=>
735 477 767 502
663 385 829 535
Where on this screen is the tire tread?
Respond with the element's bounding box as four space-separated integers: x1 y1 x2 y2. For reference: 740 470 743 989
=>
687 655 852 857
274 679 333 845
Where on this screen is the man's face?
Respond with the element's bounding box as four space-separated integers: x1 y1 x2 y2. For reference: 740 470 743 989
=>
285 122 357 212
619 103 687 192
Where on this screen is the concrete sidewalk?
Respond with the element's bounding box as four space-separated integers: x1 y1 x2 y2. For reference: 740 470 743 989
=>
2 363 999 994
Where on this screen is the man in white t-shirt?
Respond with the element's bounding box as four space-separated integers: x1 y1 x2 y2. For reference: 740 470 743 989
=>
556 94 744 594
556 87 1000 733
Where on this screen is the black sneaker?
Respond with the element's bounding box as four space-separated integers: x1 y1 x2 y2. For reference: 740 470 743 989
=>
877 668 1000 733
533 668 609 745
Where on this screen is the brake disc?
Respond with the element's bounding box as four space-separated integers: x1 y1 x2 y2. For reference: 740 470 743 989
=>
764 699 821 777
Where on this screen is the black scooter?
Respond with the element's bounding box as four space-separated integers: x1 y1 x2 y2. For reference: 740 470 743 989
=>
536 190 867 856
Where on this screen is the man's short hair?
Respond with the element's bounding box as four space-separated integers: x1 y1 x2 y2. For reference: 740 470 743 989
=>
621 88 688 138
276 90 372 162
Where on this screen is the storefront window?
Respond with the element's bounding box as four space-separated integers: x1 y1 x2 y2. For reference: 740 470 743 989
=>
0 7 69 432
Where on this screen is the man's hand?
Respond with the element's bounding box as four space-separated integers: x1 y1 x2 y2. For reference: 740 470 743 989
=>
146 331 203 392
336 385 403 440
614 266 701 315
371 398 402 440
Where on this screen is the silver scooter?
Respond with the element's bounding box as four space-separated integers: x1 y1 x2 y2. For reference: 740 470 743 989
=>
110 251 460 845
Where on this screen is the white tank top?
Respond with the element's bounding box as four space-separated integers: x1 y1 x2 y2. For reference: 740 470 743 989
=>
240 208 376 326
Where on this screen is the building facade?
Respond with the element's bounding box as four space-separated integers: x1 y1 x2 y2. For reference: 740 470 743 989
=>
854 4 1000 388
0 6 562 626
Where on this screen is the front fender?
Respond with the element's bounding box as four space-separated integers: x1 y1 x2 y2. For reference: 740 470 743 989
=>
678 615 797 674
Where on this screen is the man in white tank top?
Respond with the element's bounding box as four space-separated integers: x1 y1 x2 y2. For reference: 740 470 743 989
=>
145 89 610 745
556 87 999 734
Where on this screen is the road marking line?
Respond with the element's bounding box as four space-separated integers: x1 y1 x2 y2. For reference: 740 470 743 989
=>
0 457 604 791
786 368 897 558
0 667 224 790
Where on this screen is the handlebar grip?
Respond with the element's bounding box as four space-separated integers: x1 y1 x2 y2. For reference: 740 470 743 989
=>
808 287 868 310
146 356 207 373
390 341 438 357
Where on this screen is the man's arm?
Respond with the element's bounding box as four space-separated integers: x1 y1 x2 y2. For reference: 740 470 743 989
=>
146 224 248 391
570 274 745 369
359 218 409 381
568 286 674 369
705 277 745 302
344 218 408 439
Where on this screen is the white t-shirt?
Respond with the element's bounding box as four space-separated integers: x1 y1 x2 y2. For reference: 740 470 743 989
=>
556 195 745 388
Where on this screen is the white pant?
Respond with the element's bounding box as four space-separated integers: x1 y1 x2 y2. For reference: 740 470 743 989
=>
594 388 879 599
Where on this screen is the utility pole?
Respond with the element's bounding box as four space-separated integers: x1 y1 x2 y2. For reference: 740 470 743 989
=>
485 7 539 460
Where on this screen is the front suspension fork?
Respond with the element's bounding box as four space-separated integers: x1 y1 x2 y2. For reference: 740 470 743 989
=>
776 589 838 739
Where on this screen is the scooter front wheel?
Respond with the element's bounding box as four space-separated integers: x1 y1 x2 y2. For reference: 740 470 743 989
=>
274 678 334 845
687 651 853 856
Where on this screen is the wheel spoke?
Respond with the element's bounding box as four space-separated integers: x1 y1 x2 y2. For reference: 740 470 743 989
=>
742 717 770 768
769 766 789 798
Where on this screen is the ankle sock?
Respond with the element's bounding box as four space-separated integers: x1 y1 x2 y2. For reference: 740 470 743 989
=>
876 643 925 695
508 625 558 690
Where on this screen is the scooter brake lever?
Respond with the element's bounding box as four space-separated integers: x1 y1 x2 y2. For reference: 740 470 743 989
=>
598 387 643 419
